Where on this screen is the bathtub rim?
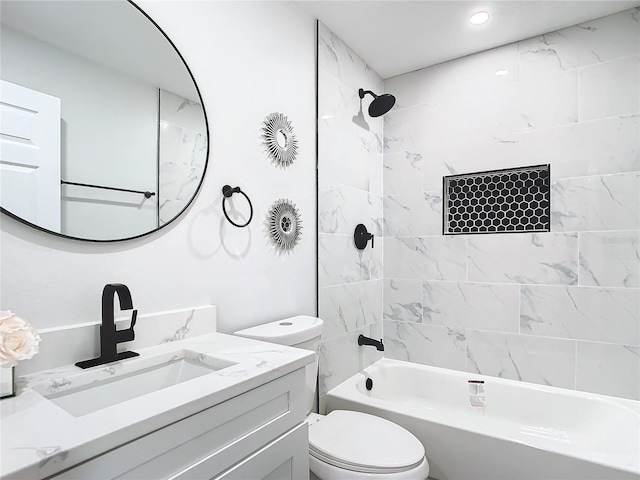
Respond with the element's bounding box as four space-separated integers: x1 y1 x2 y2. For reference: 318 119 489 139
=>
324 358 640 477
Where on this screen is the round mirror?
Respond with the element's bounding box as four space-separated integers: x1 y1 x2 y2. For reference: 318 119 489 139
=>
0 0 209 241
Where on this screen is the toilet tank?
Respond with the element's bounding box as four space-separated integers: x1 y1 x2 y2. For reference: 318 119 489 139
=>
234 316 323 414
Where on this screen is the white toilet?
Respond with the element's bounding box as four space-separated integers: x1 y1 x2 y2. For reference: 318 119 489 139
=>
235 315 430 480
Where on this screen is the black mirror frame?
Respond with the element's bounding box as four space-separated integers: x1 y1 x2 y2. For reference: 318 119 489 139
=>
0 0 210 243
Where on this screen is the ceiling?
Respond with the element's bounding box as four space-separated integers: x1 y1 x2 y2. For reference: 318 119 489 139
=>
295 0 640 79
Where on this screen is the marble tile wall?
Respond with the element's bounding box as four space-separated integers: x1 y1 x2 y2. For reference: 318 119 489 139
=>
158 89 208 226
382 8 640 400
317 22 384 405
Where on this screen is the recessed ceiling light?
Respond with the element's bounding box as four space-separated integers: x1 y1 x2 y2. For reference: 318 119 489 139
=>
495 69 509 76
469 11 490 25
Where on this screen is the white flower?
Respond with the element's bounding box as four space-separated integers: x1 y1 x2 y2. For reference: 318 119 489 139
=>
0 310 41 367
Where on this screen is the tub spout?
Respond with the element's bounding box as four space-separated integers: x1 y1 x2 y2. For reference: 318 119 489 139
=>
358 334 384 351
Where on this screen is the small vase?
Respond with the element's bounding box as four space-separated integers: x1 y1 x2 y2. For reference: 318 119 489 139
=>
0 366 16 399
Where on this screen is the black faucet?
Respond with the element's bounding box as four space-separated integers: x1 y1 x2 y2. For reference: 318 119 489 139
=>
358 334 384 351
75 283 140 369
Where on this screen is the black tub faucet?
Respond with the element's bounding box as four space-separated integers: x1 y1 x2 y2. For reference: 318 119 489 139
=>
76 283 140 369
358 334 384 351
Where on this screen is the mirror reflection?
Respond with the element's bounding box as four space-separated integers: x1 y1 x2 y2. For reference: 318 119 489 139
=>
0 0 208 241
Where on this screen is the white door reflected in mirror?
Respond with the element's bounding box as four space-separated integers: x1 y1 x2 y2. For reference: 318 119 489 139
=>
0 80 61 232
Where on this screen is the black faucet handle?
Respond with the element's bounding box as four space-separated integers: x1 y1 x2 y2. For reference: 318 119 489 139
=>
130 309 137 329
115 309 137 344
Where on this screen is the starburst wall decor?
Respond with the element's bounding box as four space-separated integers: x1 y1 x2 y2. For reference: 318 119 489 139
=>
267 199 302 252
261 112 298 168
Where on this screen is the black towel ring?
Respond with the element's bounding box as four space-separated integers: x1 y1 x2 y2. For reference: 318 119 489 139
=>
222 185 253 228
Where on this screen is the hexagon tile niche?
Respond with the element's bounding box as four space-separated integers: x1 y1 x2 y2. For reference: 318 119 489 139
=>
443 164 550 235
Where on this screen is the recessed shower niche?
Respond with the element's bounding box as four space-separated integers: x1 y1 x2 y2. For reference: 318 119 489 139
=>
443 165 550 235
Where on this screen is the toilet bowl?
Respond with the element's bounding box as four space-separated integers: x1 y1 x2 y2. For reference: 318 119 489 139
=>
234 316 430 480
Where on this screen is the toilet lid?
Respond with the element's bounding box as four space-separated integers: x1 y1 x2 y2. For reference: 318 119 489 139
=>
309 410 425 474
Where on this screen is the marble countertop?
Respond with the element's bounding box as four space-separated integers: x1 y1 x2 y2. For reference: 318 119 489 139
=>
0 333 314 479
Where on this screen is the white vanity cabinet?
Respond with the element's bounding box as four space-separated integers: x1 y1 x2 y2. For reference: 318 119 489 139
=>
50 368 308 480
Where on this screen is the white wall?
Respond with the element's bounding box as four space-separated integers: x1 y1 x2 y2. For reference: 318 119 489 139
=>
1 27 158 239
382 8 639 400
0 1 316 337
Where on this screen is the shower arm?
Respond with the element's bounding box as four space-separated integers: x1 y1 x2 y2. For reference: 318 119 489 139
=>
358 88 378 99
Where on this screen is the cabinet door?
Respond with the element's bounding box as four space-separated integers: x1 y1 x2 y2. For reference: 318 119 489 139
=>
210 423 309 480
52 369 306 480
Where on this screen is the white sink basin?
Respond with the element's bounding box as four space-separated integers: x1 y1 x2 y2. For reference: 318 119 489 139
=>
39 350 236 417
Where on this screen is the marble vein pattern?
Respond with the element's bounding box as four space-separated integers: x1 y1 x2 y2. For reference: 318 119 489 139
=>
318 322 383 398
518 8 640 79
158 90 207 225
318 73 383 194
383 320 466 370
466 330 576 389
383 279 423 323
385 235 467 280
519 115 640 179
520 285 639 345
517 70 579 130
319 280 383 341
576 341 640 400
319 185 382 236
16 307 217 376
319 234 382 287
552 173 640 232
423 281 520 333
468 233 579 285
383 150 424 195
579 55 640 121
318 22 384 93
419 43 520 105
383 191 442 236
579 231 640 288
420 133 521 192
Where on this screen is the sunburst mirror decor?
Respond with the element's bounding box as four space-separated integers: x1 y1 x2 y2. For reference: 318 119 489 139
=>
261 112 298 168
267 199 302 252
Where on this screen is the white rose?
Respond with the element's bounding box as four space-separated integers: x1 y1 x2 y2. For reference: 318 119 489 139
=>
0 310 41 367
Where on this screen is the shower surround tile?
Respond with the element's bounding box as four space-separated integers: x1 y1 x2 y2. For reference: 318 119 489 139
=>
383 320 467 371
518 8 640 79
318 22 384 93
552 173 640 232
383 150 424 195
423 281 520 333
466 330 576 389
420 133 521 192
319 280 383 341
579 55 640 121
580 231 640 288
384 236 467 281
318 75 383 194
519 115 640 179
319 234 381 287
419 43 520 104
520 285 640 345
576 342 640 400
318 322 383 399
468 233 579 285
517 70 579 130
383 191 442 236
384 70 426 109
383 279 423 323
319 185 382 236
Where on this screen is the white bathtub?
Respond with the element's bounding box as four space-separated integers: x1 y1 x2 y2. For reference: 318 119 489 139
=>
324 359 640 480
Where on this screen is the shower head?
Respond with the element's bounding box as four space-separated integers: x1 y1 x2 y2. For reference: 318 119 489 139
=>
359 88 396 117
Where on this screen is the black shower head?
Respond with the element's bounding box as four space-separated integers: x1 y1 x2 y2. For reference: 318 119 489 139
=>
359 88 396 117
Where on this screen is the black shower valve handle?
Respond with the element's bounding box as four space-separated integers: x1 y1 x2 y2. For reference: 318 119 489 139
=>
354 223 374 250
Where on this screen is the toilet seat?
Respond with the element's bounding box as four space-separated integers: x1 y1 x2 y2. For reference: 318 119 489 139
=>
309 410 425 474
